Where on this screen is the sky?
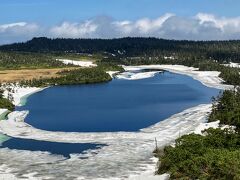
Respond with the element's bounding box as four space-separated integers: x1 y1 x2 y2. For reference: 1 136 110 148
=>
1 0 240 44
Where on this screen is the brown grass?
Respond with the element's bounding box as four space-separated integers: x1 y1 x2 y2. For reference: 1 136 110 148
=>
0 67 78 83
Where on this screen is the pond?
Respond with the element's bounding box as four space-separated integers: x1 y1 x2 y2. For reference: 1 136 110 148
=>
16 71 219 132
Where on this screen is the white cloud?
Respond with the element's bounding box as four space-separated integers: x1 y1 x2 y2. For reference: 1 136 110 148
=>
0 22 40 44
1 13 240 44
0 22 27 32
0 22 39 34
196 13 240 35
49 13 240 40
112 13 174 35
50 14 174 38
50 21 98 38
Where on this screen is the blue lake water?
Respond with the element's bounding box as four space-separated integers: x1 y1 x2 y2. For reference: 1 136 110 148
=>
0 71 221 177
16 71 220 132
0 136 103 158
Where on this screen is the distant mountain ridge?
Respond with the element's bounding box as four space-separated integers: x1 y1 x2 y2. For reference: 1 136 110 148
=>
0 37 187 53
1 37 240 62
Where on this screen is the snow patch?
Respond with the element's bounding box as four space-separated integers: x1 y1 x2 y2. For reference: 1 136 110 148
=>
164 56 174 60
116 71 161 80
106 71 119 78
223 62 240 68
56 59 97 67
194 121 220 134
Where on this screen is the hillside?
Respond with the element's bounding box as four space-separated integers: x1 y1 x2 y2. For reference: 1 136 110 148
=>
1 37 240 63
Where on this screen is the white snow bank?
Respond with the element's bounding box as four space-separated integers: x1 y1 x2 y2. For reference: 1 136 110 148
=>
0 164 42 180
0 104 211 143
194 121 220 134
0 164 19 180
106 71 119 78
127 157 169 180
56 59 97 67
122 65 233 90
116 71 161 80
223 62 240 68
0 149 64 180
0 104 211 179
2 84 44 106
128 171 169 180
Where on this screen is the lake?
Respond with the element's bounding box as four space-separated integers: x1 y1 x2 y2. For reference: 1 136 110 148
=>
0 70 220 179
16 71 219 132
0 136 104 158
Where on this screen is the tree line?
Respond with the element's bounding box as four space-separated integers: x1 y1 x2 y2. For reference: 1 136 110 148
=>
1 37 240 63
210 88 240 132
0 51 73 70
19 67 113 87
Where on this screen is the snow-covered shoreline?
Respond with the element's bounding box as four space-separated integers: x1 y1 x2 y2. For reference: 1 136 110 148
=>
0 64 231 179
4 64 225 107
0 104 212 143
122 65 233 90
0 104 213 180
116 70 161 80
2 85 45 106
106 71 119 78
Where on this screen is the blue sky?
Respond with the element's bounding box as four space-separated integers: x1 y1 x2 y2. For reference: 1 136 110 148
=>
1 0 239 24
0 0 240 44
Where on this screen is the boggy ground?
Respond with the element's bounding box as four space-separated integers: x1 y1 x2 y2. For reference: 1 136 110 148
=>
0 67 78 83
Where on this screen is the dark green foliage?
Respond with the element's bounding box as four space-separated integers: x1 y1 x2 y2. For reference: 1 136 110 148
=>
157 128 240 179
96 62 124 72
219 68 240 86
209 88 240 132
20 67 112 87
157 88 240 179
2 37 240 64
0 51 72 70
0 98 14 111
1 37 240 86
0 90 14 111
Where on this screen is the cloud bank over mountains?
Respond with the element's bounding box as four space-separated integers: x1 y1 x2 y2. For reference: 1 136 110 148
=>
0 22 40 44
1 13 240 44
